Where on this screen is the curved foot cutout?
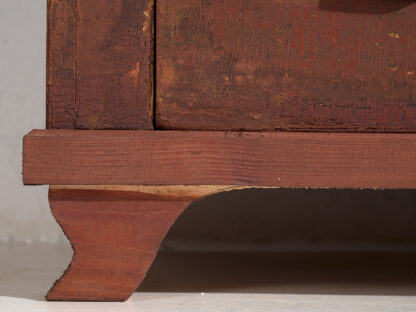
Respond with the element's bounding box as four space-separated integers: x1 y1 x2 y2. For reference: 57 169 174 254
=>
46 187 194 301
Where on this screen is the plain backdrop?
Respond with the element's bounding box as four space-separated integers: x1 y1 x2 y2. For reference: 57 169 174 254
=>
0 0 59 244
1 0 416 252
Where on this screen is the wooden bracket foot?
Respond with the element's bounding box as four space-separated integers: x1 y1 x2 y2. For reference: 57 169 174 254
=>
46 186 219 301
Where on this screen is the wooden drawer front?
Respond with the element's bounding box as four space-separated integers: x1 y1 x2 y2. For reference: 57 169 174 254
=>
156 0 416 131
47 0 154 129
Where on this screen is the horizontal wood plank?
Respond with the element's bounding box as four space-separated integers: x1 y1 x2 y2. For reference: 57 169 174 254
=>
23 130 416 189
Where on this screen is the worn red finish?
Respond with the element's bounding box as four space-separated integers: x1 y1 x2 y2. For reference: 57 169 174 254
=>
157 0 416 131
47 0 154 130
47 0 76 129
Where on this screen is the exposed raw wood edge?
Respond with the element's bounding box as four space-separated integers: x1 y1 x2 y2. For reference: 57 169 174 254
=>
50 185 271 201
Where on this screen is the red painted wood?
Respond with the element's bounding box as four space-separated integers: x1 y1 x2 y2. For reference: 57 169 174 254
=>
47 0 76 129
47 0 154 130
46 187 191 301
156 0 416 131
23 130 416 189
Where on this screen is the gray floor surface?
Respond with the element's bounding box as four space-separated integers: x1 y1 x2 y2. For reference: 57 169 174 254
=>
1 242 416 311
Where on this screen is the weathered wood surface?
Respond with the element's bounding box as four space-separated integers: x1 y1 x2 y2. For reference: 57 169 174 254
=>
23 130 416 189
47 0 154 130
47 0 76 129
46 187 193 301
156 0 416 131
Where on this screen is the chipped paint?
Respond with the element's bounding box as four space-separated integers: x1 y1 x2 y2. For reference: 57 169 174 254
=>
390 65 399 71
129 61 141 88
87 114 100 128
156 0 416 131
143 0 153 33
389 32 400 39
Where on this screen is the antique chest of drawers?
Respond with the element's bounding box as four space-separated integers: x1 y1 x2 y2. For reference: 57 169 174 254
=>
23 0 416 301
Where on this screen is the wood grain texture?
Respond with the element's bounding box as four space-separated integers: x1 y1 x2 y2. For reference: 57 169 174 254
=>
47 0 154 130
47 0 76 128
23 130 416 189
46 187 193 301
156 0 416 131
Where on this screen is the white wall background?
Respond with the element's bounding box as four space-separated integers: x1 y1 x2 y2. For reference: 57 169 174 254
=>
0 0 65 244
1 0 415 252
